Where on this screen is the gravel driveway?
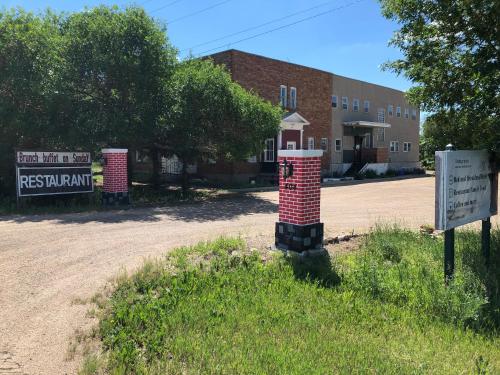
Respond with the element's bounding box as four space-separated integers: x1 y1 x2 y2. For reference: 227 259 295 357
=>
0 176 496 374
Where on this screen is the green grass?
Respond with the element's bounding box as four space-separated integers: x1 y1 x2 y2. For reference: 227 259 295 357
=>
88 229 500 374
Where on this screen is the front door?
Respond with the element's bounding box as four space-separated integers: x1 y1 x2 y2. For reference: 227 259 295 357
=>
353 136 363 163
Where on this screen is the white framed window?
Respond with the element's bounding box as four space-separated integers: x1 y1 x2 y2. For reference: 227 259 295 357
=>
320 138 328 151
308 137 315 150
290 87 297 109
331 95 338 108
362 133 372 148
411 108 417 120
403 142 412 152
353 98 359 112
335 138 342 152
404 108 409 119
396 106 401 117
377 108 385 123
377 128 385 142
264 138 275 162
364 100 370 113
390 141 399 152
342 96 348 110
286 141 296 150
388 105 393 117
279 85 287 108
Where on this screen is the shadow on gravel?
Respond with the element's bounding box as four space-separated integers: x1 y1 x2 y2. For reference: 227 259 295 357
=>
1 194 278 225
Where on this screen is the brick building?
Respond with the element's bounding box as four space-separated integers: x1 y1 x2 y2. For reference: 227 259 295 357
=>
198 49 420 182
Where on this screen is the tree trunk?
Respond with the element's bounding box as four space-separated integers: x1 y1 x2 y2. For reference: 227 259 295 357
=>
150 147 161 189
180 158 189 197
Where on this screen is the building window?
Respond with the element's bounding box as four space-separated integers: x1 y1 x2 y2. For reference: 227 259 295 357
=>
396 106 401 117
411 108 417 120
287 141 296 150
362 133 372 148
388 105 393 117
390 141 399 152
320 138 328 151
353 98 359 112
342 96 348 110
308 137 315 150
404 108 409 118
264 138 275 162
364 100 370 112
335 138 342 152
279 85 287 108
136 150 150 163
403 142 412 152
377 108 385 123
290 87 297 109
377 128 385 142
331 95 338 108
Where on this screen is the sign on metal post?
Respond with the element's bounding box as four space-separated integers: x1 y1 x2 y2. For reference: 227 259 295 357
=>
16 151 93 198
435 147 497 283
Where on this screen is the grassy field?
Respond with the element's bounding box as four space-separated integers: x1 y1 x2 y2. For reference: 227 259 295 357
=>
82 228 500 374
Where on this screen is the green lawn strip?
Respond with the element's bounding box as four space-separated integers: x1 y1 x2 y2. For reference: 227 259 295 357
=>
93 232 500 374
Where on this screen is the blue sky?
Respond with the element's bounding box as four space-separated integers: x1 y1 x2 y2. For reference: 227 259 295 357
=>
4 0 412 92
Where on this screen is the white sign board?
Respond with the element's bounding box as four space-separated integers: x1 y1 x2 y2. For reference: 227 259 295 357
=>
16 151 91 165
435 150 497 230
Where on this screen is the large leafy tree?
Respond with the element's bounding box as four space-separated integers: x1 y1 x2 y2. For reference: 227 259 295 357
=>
380 0 499 151
164 59 282 193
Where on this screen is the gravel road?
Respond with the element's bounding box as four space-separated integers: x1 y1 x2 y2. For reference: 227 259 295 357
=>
0 176 496 374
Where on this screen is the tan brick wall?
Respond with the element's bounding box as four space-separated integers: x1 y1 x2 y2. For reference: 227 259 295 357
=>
210 50 333 172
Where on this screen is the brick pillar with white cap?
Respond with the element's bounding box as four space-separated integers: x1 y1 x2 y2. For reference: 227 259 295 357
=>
275 149 324 252
101 148 129 205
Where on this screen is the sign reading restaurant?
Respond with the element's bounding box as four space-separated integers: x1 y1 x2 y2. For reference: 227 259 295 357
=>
435 149 497 230
16 151 93 197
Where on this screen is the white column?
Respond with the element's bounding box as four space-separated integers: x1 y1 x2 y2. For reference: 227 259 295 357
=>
300 129 304 150
278 130 283 150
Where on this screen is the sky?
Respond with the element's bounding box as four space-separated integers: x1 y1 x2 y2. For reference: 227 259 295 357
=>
3 0 412 92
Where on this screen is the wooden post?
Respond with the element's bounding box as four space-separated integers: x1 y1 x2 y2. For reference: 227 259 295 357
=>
482 217 491 266
444 228 455 284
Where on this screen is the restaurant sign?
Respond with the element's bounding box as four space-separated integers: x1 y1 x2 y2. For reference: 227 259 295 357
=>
435 149 497 230
16 151 93 197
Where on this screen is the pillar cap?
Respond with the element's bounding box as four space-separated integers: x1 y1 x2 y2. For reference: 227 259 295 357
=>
102 148 128 154
278 149 323 158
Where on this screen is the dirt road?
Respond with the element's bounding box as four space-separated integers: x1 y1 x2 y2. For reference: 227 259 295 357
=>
0 177 496 374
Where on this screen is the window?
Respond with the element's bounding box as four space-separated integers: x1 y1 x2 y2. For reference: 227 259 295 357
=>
308 137 315 150
404 108 409 119
363 133 372 148
320 138 328 151
287 141 296 150
335 138 342 152
377 108 385 123
388 105 393 117
290 87 297 109
390 141 399 152
279 85 287 107
377 128 385 142
364 100 370 112
411 108 417 120
403 142 412 152
342 96 348 110
396 106 401 117
331 95 338 108
264 138 275 162
353 98 359 112
135 150 149 163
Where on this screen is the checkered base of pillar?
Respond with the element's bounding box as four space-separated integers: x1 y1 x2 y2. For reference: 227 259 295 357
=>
275 222 324 252
102 191 130 206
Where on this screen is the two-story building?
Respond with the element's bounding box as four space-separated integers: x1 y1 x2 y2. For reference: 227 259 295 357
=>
198 49 420 182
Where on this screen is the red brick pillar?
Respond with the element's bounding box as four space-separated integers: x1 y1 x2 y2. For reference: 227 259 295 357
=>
275 150 323 252
102 148 129 205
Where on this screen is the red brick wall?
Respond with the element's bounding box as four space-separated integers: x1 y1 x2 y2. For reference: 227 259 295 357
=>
278 154 321 225
210 50 332 172
103 150 128 193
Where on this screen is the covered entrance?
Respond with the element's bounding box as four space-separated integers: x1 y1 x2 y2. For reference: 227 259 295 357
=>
343 121 391 165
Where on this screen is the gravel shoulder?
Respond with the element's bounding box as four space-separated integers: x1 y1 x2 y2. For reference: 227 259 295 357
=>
0 176 497 374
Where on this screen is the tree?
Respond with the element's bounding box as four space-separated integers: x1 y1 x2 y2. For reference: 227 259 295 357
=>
380 0 500 152
59 6 177 185
164 59 282 194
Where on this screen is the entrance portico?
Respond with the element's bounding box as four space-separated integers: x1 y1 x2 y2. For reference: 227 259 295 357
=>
342 121 391 164
278 112 310 151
